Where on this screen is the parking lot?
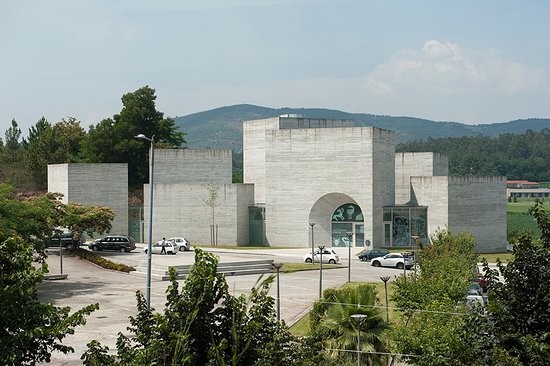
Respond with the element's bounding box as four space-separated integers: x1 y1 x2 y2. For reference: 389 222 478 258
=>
39 244 416 365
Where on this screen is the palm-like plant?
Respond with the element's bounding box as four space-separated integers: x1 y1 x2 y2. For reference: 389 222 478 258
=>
314 284 391 366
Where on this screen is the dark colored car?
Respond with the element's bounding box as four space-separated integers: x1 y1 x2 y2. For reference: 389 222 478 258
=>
48 231 86 248
89 235 136 253
357 248 390 261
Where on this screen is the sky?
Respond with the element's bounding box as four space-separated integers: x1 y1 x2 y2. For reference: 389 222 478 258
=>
1 0 550 134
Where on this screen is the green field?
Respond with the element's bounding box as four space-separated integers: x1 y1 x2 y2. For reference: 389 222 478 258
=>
507 199 548 239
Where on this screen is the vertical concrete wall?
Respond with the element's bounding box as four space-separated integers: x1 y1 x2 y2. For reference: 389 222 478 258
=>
48 163 128 236
448 176 507 252
243 117 280 204
263 126 394 247
411 176 507 252
144 183 254 246
395 153 449 204
47 164 69 204
155 149 232 184
411 176 450 239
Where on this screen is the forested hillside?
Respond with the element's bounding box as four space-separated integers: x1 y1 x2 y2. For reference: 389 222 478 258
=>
396 129 550 181
174 104 550 150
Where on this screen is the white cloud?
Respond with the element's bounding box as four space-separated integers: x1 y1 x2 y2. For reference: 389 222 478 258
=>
364 40 545 97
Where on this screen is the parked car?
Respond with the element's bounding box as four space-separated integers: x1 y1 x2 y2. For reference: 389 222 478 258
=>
144 242 177 255
357 248 390 261
466 283 486 313
88 235 136 252
470 274 487 292
165 237 191 251
371 253 413 269
303 248 339 264
48 231 86 248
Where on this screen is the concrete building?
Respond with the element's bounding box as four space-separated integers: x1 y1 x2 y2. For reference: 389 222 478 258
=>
48 163 128 235
147 116 506 252
47 116 506 252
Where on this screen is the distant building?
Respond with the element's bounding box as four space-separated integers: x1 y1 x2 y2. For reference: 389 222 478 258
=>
506 180 550 199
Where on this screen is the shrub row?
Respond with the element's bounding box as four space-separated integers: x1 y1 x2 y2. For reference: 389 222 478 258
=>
68 247 136 273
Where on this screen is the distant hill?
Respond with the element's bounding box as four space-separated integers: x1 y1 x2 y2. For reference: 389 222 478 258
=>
173 104 550 152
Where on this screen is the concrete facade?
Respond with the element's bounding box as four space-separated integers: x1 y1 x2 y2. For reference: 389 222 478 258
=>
47 163 128 235
144 183 254 245
155 149 232 184
411 176 507 252
262 126 395 247
395 152 448 205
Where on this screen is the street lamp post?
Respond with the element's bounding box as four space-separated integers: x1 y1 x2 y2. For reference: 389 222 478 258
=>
272 262 283 321
351 314 368 366
135 133 155 309
380 276 391 322
318 245 325 299
309 223 316 264
346 231 354 283
411 235 420 275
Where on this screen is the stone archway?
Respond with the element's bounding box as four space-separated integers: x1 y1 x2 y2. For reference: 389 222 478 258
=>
308 192 360 248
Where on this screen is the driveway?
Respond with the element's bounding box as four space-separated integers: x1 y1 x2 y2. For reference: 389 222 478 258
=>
38 245 413 365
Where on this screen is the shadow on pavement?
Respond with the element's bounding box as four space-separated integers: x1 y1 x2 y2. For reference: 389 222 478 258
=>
38 280 110 303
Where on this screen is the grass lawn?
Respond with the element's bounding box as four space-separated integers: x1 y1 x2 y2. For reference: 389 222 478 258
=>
478 252 513 264
276 262 341 273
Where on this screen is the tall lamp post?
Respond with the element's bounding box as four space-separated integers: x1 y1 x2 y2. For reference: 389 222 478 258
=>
318 244 325 299
351 314 368 366
272 262 283 321
411 235 420 275
136 133 155 309
346 231 354 282
309 223 316 264
380 276 391 322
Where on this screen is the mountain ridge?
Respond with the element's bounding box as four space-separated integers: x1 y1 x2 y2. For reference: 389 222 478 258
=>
173 104 550 151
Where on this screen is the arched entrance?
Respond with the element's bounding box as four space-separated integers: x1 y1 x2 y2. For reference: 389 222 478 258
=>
331 203 364 247
308 193 366 249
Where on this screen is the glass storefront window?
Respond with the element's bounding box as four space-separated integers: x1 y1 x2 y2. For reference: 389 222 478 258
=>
382 206 428 247
392 208 410 246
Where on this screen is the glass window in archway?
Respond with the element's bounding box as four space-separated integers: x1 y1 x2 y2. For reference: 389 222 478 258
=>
331 204 364 247
331 203 363 222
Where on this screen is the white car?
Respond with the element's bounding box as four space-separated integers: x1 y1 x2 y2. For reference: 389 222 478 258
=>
166 237 191 252
370 253 413 269
466 283 485 314
144 242 177 255
303 249 339 264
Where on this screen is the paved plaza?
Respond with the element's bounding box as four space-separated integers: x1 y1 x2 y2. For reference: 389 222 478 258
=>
39 245 413 365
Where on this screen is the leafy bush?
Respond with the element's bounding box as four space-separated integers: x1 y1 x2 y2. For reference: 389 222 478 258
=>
68 248 135 273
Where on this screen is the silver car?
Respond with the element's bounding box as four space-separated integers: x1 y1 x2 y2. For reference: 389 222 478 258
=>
370 253 413 269
144 242 177 255
166 237 191 252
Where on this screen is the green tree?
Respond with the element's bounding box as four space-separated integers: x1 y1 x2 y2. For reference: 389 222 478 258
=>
22 117 86 189
52 117 86 162
0 184 114 365
309 285 391 366
475 200 550 365
391 230 479 365
23 117 55 188
4 118 22 162
81 86 186 187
